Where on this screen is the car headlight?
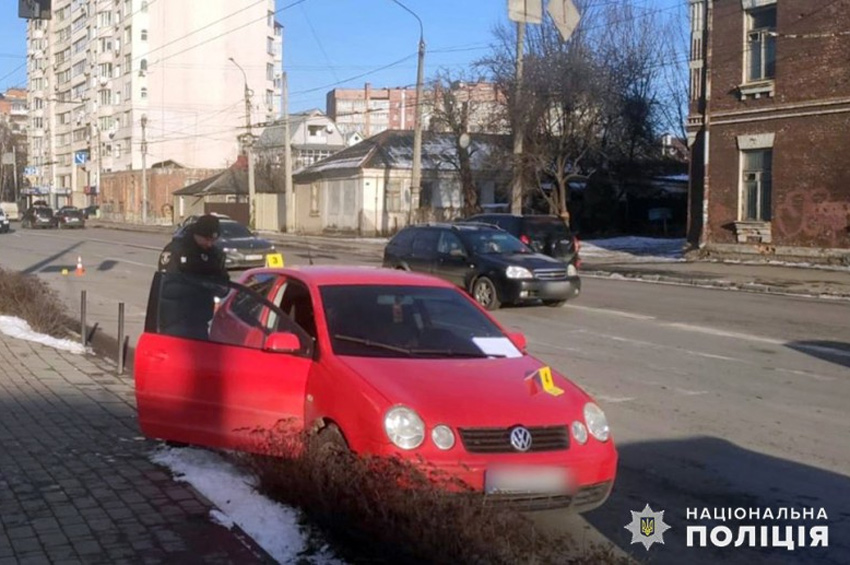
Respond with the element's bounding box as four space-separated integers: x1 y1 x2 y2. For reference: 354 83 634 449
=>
222 247 236 253
505 266 533 279
567 264 578 277
571 421 588 445
431 425 455 450
384 406 425 450
584 402 610 442
268 245 276 252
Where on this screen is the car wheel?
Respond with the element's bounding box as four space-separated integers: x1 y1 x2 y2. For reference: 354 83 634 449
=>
544 299 567 308
312 424 349 458
472 277 501 310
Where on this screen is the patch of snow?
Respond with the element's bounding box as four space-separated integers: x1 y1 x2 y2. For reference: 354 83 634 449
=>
151 446 342 564
0 315 88 354
581 237 685 262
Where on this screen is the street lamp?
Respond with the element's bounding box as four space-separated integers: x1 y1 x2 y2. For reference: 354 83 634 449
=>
229 57 257 228
390 0 425 226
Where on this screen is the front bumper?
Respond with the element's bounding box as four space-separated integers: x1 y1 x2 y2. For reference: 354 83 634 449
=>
502 276 581 304
363 438 617 512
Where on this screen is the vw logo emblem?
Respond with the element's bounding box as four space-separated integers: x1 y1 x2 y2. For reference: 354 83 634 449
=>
509 426 532 452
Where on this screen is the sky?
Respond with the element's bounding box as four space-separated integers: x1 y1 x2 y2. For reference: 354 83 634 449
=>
0 0 685 114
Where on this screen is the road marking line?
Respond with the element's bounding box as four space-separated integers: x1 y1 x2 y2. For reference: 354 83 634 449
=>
775 368 837 382
567 304 656 320
596 395 635 403
687 351 744 362
675 388 709 396
664 322 785 345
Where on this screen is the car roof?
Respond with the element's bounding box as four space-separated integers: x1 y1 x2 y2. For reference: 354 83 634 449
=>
408 222 501 232
242 266 459 288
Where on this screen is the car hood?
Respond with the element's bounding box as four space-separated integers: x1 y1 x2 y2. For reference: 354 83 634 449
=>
337 355 591 426
479 252 564 271
218 237 274 251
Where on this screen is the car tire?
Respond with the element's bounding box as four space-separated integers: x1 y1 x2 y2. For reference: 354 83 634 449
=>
313 424 349 458
544 299 567 308
472 276 501 310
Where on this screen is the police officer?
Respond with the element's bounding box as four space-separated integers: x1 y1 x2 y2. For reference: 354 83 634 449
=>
157 214 229 340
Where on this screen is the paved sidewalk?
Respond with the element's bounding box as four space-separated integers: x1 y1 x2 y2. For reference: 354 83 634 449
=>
0 334 274 564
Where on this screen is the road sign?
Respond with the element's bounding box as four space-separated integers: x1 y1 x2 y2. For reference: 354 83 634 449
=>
1 153 14 166
18 0 52 20
74 151 89 165
547 0 581 42
508 0 543 24
24 166 37 175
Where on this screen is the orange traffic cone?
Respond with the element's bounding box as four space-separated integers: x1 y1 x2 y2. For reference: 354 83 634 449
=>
75 256 85 276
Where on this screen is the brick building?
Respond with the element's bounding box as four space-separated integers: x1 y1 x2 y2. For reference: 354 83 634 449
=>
687 0 850 259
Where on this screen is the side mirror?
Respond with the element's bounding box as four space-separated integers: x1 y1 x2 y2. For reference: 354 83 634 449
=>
264 331 301 353
507 331 527 352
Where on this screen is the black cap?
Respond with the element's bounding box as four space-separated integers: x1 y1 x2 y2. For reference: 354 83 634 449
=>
190 214 220 238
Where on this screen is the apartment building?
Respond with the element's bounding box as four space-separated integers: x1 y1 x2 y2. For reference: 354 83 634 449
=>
687 0 850 254
26 0 281 208
327 84 422 138
0 88 29 134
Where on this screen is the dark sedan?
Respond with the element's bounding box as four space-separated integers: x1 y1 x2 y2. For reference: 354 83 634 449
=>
383 223 580 310
55 206 86 229
21 206 57 229
173 217 280 270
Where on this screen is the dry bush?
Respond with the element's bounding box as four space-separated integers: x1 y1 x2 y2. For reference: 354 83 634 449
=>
240 426 623 565
0 267 73 337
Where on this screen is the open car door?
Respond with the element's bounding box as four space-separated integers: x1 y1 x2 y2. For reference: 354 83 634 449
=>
134 272 314 454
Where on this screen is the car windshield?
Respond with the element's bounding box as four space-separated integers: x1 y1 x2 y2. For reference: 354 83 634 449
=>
321 285 518 359
34 208 53 218
219 222 253 239
462 231 531 255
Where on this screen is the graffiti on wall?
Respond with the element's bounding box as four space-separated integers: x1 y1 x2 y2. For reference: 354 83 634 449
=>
774 187 850 248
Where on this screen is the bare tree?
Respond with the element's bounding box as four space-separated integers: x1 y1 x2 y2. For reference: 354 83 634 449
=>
427 71 485 216
477 0 676 224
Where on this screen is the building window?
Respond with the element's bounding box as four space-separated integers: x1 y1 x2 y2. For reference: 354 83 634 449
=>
266 63 274 81
746 6 776 83
141 29 148 41
141 87 148 99
140 59 148 73
267 37 274 55
741 149 772 221
142 1 148 12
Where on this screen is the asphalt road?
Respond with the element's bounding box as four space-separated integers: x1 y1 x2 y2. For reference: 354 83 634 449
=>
1 224 848 565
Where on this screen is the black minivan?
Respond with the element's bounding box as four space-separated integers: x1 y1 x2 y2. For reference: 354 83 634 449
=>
465 213 580 267
382 223 580 310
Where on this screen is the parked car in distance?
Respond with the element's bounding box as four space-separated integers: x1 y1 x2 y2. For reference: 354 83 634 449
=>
172 215 280 270
20 206 57 229
55 206 86 229
464 214 581 267
135 267 617 512
0 209 10 233
0 202 19 221
383 223 581 310
82 205 100 219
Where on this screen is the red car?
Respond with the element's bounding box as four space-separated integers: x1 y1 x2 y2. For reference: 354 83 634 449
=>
134 267 617 512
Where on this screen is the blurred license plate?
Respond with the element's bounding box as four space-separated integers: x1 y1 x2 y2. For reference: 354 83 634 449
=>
485 466 573 495
246 254 263 261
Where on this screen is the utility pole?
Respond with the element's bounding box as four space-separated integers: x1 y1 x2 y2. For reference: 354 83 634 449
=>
391 0 425 226
230 57 256 229
411 32 425 224
510 20 526 215
141 114 148 224
283 71 293 232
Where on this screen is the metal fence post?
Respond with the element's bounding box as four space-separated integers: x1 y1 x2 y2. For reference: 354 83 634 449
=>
117 302 125 375
81 290 87 348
